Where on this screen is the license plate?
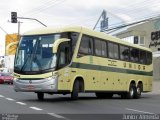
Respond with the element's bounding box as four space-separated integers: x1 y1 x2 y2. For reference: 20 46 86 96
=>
26 85 35 90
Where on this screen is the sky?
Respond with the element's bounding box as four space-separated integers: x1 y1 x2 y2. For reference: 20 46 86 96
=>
1 0 160 56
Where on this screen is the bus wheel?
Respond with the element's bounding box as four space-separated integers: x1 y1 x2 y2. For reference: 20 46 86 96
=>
71 80 79 100
37 92 44 100
134 84 142 99
126 84 136 99
121 84 136 99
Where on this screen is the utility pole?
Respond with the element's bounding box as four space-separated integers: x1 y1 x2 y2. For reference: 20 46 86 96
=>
93 10 108 31
100 10 108 31
17 21 23 39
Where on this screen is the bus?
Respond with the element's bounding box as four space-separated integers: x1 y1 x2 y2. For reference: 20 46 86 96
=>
13 26 153 100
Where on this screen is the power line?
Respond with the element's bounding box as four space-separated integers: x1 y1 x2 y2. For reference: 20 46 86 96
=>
108 0 159 14
26 0 67 16
102 15 160 33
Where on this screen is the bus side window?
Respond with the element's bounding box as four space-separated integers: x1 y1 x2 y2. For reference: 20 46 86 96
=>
94 39 107 57
70 32 79 52
57 42 70 69
108 42 119 59
130 48 139 63
146 52 152 65
120 45 130 61
108 42 114 58
140 50 146 64
78 35 93 57
113 44 119 59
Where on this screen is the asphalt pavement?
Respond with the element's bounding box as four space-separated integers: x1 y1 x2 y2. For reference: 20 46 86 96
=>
0 81 160 120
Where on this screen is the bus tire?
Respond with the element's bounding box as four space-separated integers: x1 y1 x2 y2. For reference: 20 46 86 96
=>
134 84 142 99
71 80 79 100
121 84 136 99
126 84 136 99
37 92 44 101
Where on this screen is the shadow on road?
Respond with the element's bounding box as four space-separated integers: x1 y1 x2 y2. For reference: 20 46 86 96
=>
23 94 152 103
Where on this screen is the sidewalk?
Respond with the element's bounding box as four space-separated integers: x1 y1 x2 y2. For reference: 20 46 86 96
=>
151 80 160 94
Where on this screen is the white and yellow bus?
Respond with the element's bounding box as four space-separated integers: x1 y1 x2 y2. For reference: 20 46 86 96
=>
13 26 153 100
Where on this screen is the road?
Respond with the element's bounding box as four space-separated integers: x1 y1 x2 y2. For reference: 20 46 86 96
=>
0 81 160 120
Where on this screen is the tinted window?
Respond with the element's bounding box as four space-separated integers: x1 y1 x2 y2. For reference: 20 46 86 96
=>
79 35 93 55
102 41 107 57
108 42 113 58
146 52 152 65
70 32 79 52
120 45 130 61
95 39 107 57
130 48 139 62
108 42 119 59
140 50 146 64
58 43 70 68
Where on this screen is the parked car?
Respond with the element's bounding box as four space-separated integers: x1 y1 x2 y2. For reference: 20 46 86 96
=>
0 73 13 84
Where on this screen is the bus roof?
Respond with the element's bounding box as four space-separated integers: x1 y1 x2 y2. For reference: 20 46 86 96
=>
23 26 151 52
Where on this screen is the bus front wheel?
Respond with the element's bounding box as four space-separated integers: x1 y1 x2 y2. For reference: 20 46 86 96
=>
71 80 79 100
37 92 44 100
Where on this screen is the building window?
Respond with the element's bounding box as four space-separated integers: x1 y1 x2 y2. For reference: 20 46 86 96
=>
122 36 145 45
139 36 145 45
134 36 139 44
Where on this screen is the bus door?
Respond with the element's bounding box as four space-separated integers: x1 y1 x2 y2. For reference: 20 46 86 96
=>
57 42 71 91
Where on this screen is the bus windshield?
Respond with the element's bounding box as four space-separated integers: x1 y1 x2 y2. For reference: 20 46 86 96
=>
14 34 60 74
14 32 79 74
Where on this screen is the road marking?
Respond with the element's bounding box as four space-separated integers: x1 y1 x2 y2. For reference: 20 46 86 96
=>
5 98 15 101
29 107 43 111
0 95 4 98
16 102 26 105
126 108 155 114
48 113 65 119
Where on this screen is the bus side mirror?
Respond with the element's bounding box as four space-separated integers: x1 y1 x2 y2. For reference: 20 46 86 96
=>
52 38 70 53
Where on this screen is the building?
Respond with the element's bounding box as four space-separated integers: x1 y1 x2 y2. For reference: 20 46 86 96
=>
5 34 20 73
115 18 160 80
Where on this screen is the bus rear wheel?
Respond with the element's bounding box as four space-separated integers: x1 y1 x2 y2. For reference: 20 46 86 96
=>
37 92 44 100
71 80 79 100
134 84 142 99
121 84 136 99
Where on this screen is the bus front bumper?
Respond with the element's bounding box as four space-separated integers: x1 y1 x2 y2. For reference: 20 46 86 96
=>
13 77 58 92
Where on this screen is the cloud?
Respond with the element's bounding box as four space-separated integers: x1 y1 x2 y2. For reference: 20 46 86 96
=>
0 0 160 56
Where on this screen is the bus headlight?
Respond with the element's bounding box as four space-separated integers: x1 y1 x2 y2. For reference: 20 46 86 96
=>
46 75 58 84
13 77 18 81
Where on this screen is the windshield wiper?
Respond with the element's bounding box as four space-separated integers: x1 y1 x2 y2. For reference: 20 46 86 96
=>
20 37 41 72
20 50 33 72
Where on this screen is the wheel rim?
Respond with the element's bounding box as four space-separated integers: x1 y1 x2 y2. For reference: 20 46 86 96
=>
130 88 134 97
137 87 141 95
